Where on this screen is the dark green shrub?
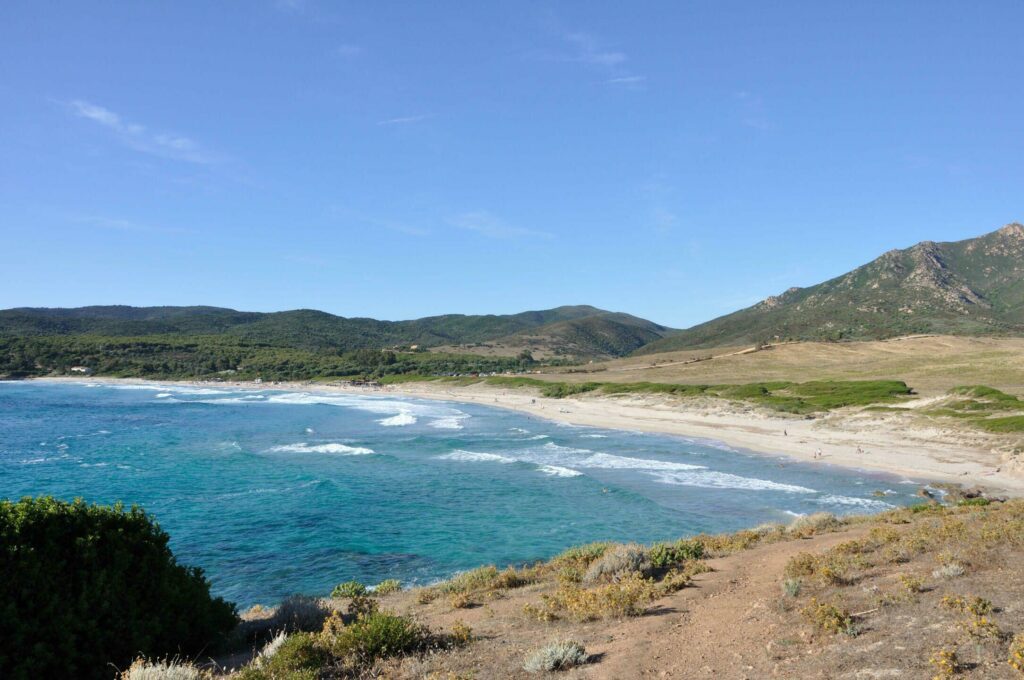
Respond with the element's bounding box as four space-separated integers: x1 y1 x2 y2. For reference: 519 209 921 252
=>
323 611 429 668
0 496 237 680
648 539 705 568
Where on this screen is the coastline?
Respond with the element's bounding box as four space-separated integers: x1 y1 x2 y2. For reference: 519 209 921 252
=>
29 375 1024 497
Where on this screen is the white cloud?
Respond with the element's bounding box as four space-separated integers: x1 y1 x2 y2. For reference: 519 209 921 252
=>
67 100 223 164
564 32 627 66
450 211 552 239
376 114 429 126
335 44 363 57
607 75 646 85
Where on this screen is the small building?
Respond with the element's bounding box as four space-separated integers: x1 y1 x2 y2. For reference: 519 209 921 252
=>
69 366 93 375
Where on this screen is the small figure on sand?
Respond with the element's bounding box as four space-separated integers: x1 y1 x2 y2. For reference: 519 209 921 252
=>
783 429 787 437
814 448 822 459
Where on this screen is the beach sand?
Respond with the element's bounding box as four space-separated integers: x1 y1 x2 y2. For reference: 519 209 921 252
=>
34 376 1024 496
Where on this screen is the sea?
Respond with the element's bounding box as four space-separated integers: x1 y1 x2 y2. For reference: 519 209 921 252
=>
0 380 923 607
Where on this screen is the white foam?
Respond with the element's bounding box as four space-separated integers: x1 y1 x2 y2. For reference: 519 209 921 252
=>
651 470 815 493
378 413 417 427
524 434 549 440
577 452 706 472
269 443 375 455
579 434 607 439
813 494 894 510
430 415 467 430
537 465 583 477
509 427 529 434
155 393 172 398
438 450 515 464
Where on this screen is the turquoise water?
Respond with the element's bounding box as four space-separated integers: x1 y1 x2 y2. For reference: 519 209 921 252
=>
0 381 921 606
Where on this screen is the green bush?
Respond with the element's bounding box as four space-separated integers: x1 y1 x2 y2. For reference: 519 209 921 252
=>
322 611 429 668
373 578 402 595
648 538 705 568
236 633 327 680
0 496 237 680
331 580 368 598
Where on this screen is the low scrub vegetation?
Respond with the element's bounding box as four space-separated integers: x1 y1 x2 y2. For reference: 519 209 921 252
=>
479 377 914 413
523 640 589 673
924 385 1024 433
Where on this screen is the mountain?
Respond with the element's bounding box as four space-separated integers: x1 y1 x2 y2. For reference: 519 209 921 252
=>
0 304 672 359
639 223 1024 353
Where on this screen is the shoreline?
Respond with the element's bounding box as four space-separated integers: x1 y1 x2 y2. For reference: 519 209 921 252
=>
28 375 1024 497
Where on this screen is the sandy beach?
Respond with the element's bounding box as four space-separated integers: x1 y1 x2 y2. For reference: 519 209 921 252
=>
34 376 1024 497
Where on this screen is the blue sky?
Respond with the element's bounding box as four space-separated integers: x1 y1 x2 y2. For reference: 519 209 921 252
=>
1 2 1021 328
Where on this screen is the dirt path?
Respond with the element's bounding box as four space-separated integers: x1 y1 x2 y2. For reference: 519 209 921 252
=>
577 530 863 679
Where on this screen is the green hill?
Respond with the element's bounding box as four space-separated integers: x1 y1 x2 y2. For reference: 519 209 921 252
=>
639 223 1024 353
0 304 671 359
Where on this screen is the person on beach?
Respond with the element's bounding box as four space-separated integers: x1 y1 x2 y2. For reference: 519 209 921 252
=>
814 448 822 459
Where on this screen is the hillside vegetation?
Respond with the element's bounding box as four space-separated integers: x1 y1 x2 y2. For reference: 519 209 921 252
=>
0 304 673 360
642 223 1024 352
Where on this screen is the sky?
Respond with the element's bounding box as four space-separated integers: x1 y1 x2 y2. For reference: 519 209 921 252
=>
1 2 1022 328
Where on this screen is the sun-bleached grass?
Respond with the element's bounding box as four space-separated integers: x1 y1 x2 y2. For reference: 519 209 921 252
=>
119 658 210 680
523 640 589 673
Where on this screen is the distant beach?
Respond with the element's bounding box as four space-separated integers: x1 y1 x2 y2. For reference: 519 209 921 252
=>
34 375 1024 497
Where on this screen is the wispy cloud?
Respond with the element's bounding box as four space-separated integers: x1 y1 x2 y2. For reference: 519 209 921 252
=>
450 211 552 239
564 32 627 67
327 206 431 236
535 31 645 88
71 214 193 236
733 91 771 130
66 100 223 164
607 75 646 86
376 114 429 126
335 44 363 57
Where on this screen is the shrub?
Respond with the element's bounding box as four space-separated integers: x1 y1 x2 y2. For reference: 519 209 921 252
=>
119 659 211 680
272 595 331 632
801 598 856 636
932 563 967 579
1009 633 1024 673
252 631 288 668
347 594 380 620
648 538 705 569
450 620 473 645
321 611 429 668
782 578 802 598
543 573 657 621
787 512 842 536
331 580 368 598
929 648 963 678
437 565 500 593
236 633 327 680
0 496 237 680
583 543 651 584
523 640 589 673
374 578 402 595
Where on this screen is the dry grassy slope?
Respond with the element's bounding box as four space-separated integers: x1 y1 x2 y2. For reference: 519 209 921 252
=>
539 335 1024 397
340 500 1024 679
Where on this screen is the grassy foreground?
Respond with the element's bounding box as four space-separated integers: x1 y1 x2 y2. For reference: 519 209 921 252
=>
119 493 1024 678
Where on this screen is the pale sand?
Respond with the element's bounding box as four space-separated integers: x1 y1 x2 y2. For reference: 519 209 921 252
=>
34 376 1024 496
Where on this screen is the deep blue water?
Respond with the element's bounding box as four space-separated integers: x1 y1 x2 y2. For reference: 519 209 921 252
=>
0 381 921 606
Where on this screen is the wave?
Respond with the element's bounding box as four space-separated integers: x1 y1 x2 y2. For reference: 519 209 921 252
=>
813 494 894 510
579 434 607 439
651 470 815 493
577 452 706 472
269 443 375 455
438 450 515 464
429 415 467 430
537 465 583 478
379 413 417 427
